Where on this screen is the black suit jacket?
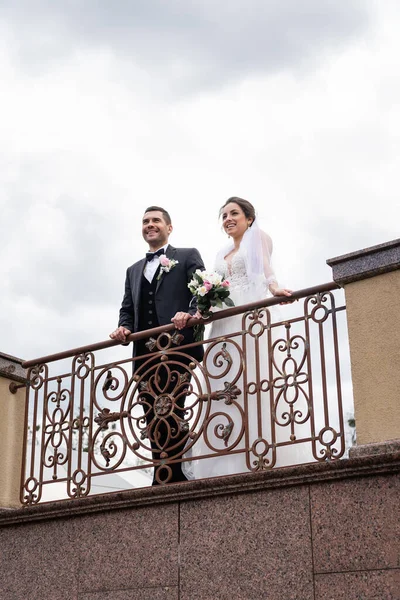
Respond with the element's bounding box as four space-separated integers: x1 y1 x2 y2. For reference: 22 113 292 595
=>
118 245 205 360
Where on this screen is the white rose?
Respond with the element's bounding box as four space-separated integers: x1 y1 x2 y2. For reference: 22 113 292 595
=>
209 272 222 286
198 286 208 297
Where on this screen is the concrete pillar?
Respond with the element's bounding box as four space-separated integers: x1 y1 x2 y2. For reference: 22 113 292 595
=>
327 239 400 449
0 353 27 508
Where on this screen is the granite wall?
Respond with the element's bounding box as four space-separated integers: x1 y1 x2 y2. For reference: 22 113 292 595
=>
1 445 399 600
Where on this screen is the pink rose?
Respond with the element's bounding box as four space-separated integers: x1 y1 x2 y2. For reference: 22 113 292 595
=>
221 280 230 287
160 255 170 267
204 280 213 292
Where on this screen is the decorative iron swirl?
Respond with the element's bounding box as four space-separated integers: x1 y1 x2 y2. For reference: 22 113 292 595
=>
93 365 129 405
247 379 270 395
73 352 94 380
271 334 311 427
44 409 69 458
244 308 268 338
22 477 40 505
29 364 47 390
42 378 72 479
91 429 128 470
145 330 185 352
250 437 272 471
201 406 245 453
124 361 192 455
215 421 234 446
154 464 173 485
70 468 88 498
90 353 201 469
305 291 334 323
315 426 340 461
21 286 347 500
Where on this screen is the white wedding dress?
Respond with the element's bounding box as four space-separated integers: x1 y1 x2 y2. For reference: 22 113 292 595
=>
183 225 312 480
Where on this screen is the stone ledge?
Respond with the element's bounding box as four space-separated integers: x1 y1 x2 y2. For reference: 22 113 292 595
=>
327 238 400 285
349 439 400 459
0 351 27 384
1 449 399 528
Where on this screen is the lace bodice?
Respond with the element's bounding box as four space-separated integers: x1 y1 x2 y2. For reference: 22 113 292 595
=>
214 226 277 297
215 251 250 292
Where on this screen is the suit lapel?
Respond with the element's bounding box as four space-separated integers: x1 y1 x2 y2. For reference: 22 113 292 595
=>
133 259 146 312
156 245 177 294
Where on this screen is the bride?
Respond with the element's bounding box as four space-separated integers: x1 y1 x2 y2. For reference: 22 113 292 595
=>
183 197 292 480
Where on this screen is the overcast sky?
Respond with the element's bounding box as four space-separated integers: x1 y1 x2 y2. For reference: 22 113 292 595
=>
0 0 399 362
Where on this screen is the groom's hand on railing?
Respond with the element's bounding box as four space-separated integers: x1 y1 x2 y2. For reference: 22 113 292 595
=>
171 311 192 330
109 326 132 343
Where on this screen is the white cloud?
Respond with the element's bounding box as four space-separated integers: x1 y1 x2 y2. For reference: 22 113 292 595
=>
1 0 372 94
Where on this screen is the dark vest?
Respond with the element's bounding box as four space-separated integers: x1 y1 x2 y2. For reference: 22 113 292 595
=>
136 269 160 356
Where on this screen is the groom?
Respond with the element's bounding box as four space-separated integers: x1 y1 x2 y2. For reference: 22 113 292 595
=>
110 206 205 484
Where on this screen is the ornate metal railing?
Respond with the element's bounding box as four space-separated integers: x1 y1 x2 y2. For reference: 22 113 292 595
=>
20 282 351 505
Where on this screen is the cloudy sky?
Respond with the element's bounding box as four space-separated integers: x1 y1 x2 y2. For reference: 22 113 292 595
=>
0 0 399 363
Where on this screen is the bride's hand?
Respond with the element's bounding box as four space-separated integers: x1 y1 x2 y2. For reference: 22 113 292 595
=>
193 309 203 319
269 284 294 305
269 284 292 298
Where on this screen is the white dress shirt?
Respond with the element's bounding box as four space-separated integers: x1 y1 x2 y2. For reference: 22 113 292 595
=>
143 243 169 283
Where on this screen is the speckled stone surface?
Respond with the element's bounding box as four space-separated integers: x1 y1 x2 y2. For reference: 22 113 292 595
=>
1 451 399 599
80 587 179 600
179 486 314 600
311 473 400 573
76 504 179 594
327 238 400 284
0 591 77 600
2 450 399 529
0 351 26 383
315 569 400 600
0 516 79 599
350 439 400 459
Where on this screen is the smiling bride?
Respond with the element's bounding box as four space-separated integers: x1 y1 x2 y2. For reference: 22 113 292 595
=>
183 197 293 480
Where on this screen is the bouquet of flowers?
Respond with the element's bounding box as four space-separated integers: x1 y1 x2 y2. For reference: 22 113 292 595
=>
188 270 234 340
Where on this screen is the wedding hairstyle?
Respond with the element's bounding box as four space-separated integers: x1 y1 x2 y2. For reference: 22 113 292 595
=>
144 205 172 225
219 197 256 226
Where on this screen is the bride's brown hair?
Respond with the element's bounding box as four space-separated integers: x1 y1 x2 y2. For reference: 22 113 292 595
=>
219 197 256 226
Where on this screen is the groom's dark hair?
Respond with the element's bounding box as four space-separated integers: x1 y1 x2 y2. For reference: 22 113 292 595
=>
144 206 172 225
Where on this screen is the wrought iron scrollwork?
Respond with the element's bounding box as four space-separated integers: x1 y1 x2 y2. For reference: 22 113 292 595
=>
21 284 347 503
199 381 241 405
94 408 129 430
145 330 185 352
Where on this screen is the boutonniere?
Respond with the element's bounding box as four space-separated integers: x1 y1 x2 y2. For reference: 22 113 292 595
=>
157 255 179 280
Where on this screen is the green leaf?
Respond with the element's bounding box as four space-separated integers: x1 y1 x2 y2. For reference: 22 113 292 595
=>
224 297 235 307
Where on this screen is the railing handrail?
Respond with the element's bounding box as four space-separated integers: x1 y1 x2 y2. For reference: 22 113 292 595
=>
22 281 340 368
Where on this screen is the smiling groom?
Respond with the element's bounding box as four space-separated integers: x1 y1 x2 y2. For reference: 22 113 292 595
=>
110 206 205 484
